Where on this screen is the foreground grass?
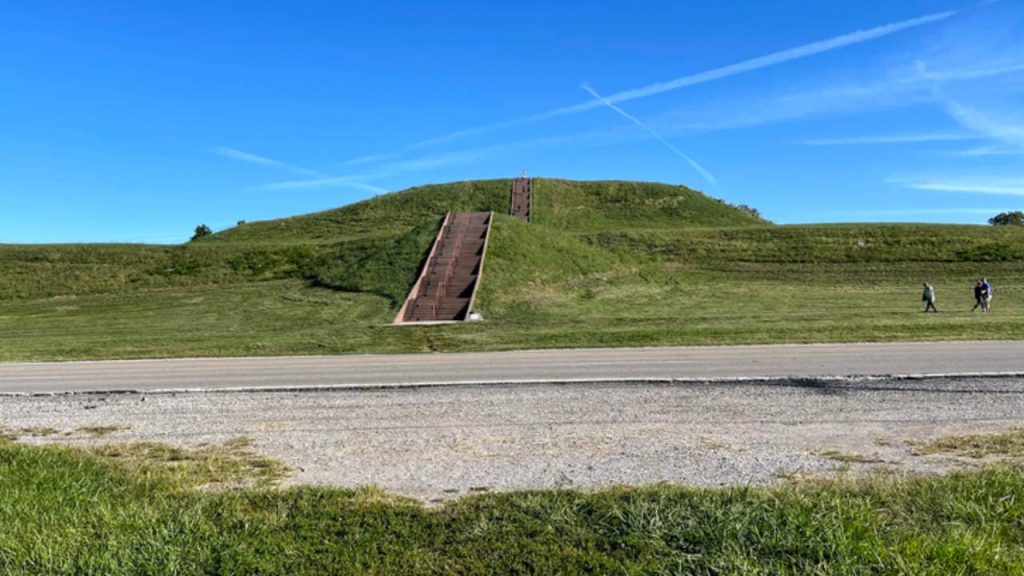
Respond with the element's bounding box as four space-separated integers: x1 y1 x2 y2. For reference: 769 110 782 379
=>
1 440 1023 574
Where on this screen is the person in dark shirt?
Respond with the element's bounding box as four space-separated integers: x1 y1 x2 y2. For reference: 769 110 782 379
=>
972 280 984 312
981 278 993 312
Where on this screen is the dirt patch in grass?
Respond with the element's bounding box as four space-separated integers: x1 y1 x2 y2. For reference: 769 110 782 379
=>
813 449 889 465
913 427 1024 461
76 424 130 437
1 425 62 440
21 426 59 437
91 436 289 490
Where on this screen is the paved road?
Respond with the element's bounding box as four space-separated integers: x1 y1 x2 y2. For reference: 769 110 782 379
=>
1 341 1022 394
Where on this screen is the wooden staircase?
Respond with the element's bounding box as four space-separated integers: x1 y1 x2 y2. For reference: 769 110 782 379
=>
510 177 532 222
395 212 493 324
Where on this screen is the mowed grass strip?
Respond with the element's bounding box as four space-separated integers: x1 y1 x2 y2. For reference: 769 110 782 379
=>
461 216 1024 350
1 439 1024 574
0 281 429 362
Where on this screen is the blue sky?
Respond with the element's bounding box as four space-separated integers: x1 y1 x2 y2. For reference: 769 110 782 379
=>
2 0 1022 243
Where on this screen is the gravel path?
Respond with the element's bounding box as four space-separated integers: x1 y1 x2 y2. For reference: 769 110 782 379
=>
3 377 1022 501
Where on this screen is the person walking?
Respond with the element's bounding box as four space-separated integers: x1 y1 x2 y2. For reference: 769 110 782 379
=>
981 277 993 312
972 280 984 312
922 283 938 313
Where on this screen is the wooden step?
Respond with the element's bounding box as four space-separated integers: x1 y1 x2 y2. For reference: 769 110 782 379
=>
510 177 532 222
396 211 493 323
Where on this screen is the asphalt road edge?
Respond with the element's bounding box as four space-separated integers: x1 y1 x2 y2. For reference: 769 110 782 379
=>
4 371 1024 397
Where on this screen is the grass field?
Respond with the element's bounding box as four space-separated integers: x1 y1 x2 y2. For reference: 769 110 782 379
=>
1 178 1022 361
2 438 1024 574
3 180 1024 573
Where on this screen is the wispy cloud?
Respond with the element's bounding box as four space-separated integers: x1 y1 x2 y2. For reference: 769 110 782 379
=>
655 58 1024 135
341 154 395 167
801 133 978 146
212 146 282 167
340 182 390 194
828 207 1012 217
581 83 716 185
407 8 958 148
915 60 1024 82
945 101 1024 147
588 11 957 108
262 147 509 191
212 147 324 178
264 149 504 191
379 150 493 173
262 175 387 193
214 147 390 193
952 144 1024 157
908 182 1024 195
890 172 1024 196
265 128 635 190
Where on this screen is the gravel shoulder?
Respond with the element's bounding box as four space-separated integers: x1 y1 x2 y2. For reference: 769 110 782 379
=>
3 377 1022 502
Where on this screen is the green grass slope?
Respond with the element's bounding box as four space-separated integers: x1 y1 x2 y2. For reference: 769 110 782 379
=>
202 179 515 244
1 178 1023 361
533 178 767 230
594 223 1024 263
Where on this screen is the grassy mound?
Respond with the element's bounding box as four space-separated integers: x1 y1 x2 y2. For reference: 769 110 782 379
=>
1 178 1023 361
201 178 760 245
2 439 1024 574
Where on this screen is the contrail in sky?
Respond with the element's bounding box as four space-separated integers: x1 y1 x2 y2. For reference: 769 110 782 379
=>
581 83 717 186
212 146 324 177
404 8 958 149
213 146 389 193
577 10 957 109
